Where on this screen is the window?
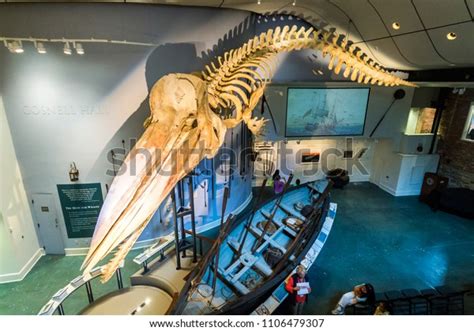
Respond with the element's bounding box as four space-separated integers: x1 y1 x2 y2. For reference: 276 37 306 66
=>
405 107 437 135
463 103 474 141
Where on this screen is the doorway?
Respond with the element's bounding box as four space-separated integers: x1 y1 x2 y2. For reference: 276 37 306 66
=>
32 193 64 255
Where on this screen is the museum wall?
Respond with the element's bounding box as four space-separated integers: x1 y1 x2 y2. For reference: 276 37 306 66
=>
0 97 42 283
0 3 255 255
0 2 448 265
253 84 442 195
268 138 375 184
370 138 439 196
255 83 415 182
262 83 415 141
437 88 474 189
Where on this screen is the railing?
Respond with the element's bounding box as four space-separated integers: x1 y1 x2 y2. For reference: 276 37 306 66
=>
39 236 195 315
38 192 253 315
133 233 211 273
133 236 174 272
38 263 124 316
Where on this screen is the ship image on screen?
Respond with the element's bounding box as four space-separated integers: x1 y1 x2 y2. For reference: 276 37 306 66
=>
286 88 370 137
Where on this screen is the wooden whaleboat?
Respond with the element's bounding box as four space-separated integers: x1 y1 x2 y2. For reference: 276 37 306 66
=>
170 177 333 314
76 178 333 315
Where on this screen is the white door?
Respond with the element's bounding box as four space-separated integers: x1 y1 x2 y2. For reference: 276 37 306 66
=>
32 193 65 255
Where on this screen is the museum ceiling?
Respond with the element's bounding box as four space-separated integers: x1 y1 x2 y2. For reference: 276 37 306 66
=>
1 0 473 70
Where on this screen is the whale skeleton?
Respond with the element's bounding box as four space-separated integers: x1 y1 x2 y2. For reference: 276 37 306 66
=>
81 24 416 282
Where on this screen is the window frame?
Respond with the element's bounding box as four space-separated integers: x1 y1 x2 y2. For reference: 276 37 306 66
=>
461 102 474 143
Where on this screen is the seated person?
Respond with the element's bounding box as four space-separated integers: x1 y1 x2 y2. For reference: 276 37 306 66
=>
331 283 370 315
374 301 390 315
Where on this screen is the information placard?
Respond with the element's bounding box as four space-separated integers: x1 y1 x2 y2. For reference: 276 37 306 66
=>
57 183 103 238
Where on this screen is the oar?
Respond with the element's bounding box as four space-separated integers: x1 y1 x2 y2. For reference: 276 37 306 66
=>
237 178 268 256
251 174 293 253
211 186 230 296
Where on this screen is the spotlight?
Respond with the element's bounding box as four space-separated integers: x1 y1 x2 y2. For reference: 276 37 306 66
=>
7 41 24 54
36 42 46 54
63 42 72 55
451 87 466 94
257 0 261 4
312 68 324 76
392 22 400 30
292 0 296 6
75 43 84 55
446 32 457 40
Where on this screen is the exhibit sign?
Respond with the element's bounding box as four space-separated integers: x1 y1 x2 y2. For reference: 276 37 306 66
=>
57 183 104 238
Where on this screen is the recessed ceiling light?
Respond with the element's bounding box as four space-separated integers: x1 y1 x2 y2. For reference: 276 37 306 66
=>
446 32 457 40
392 22 400 30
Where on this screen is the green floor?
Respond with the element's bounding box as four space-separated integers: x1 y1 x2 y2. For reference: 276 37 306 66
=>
1 182 473 315
0 251 142 315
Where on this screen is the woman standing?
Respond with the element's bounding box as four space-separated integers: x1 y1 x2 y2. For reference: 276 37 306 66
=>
272 169 286 194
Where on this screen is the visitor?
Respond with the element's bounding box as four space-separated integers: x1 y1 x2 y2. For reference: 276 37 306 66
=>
285 265 311 315
272 169 286 194
331 283 370 315
272 169 280 181
374 301 390 315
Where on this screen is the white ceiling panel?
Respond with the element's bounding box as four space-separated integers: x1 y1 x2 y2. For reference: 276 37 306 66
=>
468 0 474 16
369 0 424 35
330 0 388 40
427 21 474 66
292 5 365 43
224 1 366 42
412 0 471 28
278 0 353 33
5 0 121 2
1 0 473 69
392 31 448 67
126 0 222 4
364 38 419 70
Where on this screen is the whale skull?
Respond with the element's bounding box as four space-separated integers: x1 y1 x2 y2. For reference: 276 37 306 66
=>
81 74 226 281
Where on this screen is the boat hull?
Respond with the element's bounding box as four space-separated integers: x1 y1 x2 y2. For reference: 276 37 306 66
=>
217 198 331 315
172 182 332 315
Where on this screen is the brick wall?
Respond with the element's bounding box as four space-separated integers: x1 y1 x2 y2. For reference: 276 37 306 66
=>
437 88 474 189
